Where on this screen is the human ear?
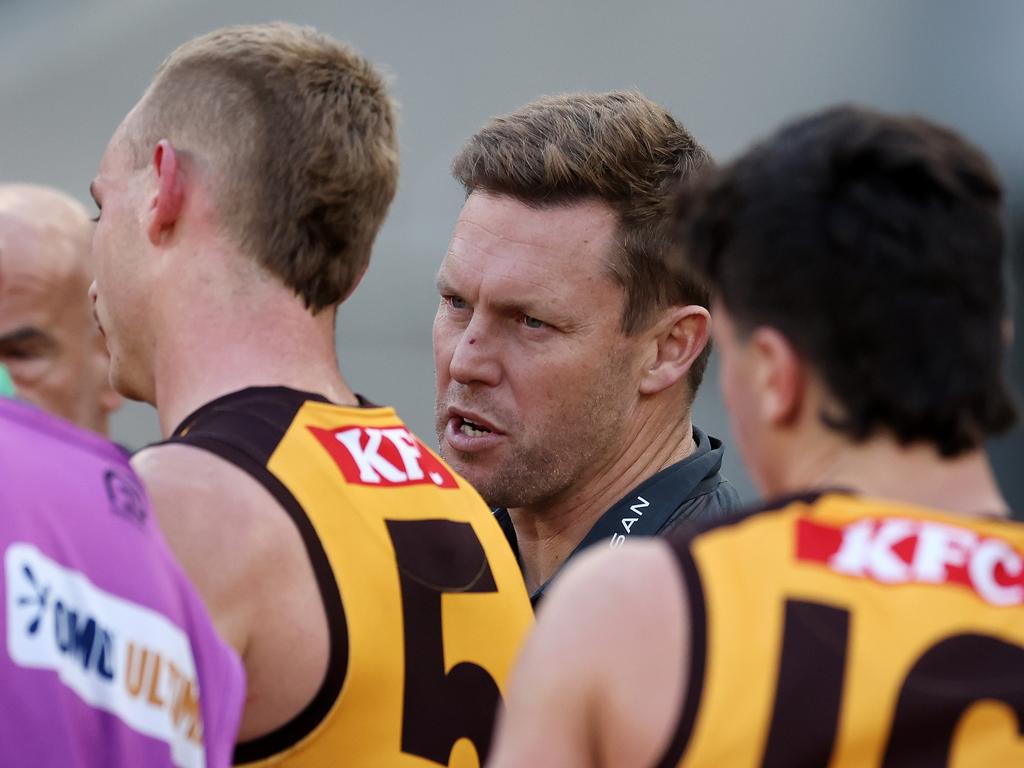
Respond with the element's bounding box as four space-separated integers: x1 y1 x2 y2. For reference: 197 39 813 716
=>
639 305 711 396
146 140 185 245
748 327 804 427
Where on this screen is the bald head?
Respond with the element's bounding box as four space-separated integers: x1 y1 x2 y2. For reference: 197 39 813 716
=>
0 182 92 253
0 185 95 301
0 184 121 434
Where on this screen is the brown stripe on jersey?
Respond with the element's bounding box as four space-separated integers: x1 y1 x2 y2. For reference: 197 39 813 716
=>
158 387 349 764
654 542 707 768
654 490 844 767
169 386 333 447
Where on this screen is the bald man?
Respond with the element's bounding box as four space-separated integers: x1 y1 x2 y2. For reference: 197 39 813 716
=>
0 184 120 434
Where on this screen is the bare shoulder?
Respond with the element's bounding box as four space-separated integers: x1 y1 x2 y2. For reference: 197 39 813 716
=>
132 442 295 536
538 539 686 658
545 538 683 604
492 540 690 768
550 541 691 766
131 443 301 651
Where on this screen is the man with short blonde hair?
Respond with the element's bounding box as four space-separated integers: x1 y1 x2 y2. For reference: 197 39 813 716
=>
91 23 532 766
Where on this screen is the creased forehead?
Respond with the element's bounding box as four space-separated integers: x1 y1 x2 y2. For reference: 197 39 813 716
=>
461 191 619 253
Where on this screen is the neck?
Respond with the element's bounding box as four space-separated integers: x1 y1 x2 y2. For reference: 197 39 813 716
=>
777 432 1009 517
509 410 696 592
92 414 111 439
148 277 355 437
75 409 111 438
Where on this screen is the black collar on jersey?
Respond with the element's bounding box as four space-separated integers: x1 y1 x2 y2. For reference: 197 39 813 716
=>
168 385 375 438
495 425 728 606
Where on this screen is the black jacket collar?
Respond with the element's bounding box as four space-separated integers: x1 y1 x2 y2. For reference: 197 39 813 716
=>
495 426 738 606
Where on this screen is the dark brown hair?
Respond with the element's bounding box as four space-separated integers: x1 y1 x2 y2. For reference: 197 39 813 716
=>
678 105 1016 456
130 22 399 312
453 91 714 394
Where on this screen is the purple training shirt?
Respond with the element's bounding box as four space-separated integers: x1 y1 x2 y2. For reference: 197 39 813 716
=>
0 398 244 767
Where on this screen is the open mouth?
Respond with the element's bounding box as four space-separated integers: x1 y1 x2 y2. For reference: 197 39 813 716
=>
458 416 493 438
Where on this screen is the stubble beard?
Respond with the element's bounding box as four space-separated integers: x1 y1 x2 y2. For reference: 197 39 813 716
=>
436 363 633 511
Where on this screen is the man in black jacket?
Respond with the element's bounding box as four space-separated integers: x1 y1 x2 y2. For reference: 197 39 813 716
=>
433 91 739 605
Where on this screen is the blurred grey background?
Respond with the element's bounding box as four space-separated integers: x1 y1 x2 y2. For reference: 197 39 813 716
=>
2 0 1021 509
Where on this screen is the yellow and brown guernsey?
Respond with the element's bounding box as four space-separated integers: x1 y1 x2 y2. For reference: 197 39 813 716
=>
657 492 1024 767
167 386 534 767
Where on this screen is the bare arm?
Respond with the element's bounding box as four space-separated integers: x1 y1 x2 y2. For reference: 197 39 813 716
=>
131 444 274 655
488 540 690 768
131 443 331 740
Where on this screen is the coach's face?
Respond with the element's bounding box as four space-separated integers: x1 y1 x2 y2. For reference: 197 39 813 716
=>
433 192 644 509
89 115 157 403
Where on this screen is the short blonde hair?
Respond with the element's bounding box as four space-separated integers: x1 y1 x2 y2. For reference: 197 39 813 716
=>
131 23 399 312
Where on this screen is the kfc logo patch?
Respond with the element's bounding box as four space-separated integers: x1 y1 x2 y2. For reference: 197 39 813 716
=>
796 516 1024 607
309 425 458 489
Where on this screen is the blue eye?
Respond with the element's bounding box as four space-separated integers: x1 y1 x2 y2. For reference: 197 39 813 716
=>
446 295 468 310
522 315 545 329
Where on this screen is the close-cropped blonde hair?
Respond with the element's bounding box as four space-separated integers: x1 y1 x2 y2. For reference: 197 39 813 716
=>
130 22 399 313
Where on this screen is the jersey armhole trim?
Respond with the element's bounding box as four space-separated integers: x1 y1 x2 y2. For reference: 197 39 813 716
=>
164 434 349 764
653 544 707 768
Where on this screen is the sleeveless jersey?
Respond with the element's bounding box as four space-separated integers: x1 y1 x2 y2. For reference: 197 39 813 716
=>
0 397 244 768
660 491 1024 767
165 387 533 768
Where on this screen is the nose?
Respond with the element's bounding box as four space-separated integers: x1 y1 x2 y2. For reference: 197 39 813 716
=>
447 315 502 388
88 281 98 304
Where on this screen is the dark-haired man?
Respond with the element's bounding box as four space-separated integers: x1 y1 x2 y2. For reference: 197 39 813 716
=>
434 91 739 605
90 23 532 767
489 106 1023 767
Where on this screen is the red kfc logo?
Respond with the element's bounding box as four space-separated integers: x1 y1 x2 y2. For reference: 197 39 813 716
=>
309 425 458 489
796 516 1024 607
